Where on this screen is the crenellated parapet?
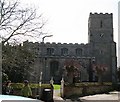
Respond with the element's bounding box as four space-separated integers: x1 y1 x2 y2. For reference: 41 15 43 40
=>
90 12 112 15
23 40 87 47
23 40 39 46
89 12 113 18
41 42 86 46
22 40 90 57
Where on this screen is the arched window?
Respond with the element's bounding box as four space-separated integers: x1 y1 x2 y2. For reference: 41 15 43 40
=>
61 48 68 56
47 48 54 55
76 48 82 56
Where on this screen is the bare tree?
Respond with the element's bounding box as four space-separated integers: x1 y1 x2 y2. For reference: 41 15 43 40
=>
64 59 81 84
0 0 46 44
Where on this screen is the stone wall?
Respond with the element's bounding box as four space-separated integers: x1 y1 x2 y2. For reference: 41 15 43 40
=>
63 84 113 98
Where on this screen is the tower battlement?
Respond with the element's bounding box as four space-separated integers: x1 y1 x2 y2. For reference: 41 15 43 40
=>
89 12 113 18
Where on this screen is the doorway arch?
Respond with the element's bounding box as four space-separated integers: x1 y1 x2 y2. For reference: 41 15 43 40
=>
50 61 60 83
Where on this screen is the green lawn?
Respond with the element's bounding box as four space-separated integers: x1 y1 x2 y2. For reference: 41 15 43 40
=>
53 84 60 90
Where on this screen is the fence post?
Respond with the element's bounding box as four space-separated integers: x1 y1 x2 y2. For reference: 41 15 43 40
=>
50 77 54 85
60 77 64 97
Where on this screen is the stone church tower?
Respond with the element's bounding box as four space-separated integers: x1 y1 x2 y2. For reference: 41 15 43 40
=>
88 13 117 83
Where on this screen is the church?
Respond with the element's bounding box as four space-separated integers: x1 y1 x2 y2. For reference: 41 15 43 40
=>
23 12 117 84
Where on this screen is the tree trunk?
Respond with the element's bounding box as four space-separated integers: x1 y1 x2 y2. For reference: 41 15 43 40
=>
67 72 74 84
98 74 103 84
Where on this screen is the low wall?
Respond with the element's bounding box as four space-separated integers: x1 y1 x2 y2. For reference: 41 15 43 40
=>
13 87 54 99
64 83 113 98
10 83 52 98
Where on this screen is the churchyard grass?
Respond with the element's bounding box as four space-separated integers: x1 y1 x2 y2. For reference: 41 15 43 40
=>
53 84 60 90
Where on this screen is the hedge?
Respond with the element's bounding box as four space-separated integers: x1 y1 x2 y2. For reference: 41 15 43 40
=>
11 83 52 89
